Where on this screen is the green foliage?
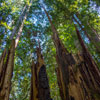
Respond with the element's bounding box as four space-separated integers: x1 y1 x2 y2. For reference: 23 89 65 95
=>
0 0 100 100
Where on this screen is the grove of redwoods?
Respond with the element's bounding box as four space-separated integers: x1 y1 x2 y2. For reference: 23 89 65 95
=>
0 0 100 100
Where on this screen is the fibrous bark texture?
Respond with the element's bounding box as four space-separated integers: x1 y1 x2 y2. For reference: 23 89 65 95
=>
15 1 32 48
56 52 100 100
55 27 100 100
30 61 38 100
75 27 100 89
75 27 100 99
44 6 100 100
0 40 15 100
30 47 52 100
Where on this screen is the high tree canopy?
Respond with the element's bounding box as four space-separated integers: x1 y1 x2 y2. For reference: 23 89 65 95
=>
0 0 100 100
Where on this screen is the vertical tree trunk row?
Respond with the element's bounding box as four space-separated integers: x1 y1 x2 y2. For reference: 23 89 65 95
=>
43 6 100 100
0 1 32 100
30 47 52 100
0 40 15 100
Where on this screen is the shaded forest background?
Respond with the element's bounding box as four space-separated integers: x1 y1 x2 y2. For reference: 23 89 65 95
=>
0 0 100 100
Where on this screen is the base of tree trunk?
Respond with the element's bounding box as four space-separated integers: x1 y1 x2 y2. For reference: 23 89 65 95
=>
56 52 100 100
30 47 52 100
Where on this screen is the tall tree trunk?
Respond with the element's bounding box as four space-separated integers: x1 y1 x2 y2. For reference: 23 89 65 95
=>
75 14 100 42
56 51 100 100
0 40 15 100
73 53 97 100
15 1 32 48
36 47 52 100
73 16 100 53
75 26 100 95
30 46 52 100
43 6 100 100
0 1 32 100
11 0 32 46
0 0 31 81
10 5 27 40
43 6 76 100
0 49 10 94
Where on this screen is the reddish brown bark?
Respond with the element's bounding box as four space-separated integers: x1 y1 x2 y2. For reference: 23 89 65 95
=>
30 46 52 100
43 5 100 100
56 67 67 100
15 1 32 48
73 53 95 100
75 26 100 95
0 49 7 78
56 51 100 100
43 6 76 100
30 61 38 100
0 49 10 91
0 40 15 100
0 1 32 100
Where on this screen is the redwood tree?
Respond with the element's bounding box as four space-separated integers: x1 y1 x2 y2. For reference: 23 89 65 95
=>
0 0 32 99
30 45 52 100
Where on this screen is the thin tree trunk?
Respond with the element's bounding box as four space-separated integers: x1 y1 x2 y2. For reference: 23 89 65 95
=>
10 5 27 40
15 2 31 48
30 45 52 100
11 0 32 42
73 16 100 53
75 14 100 42
87 21 100 42
0 1 32 100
